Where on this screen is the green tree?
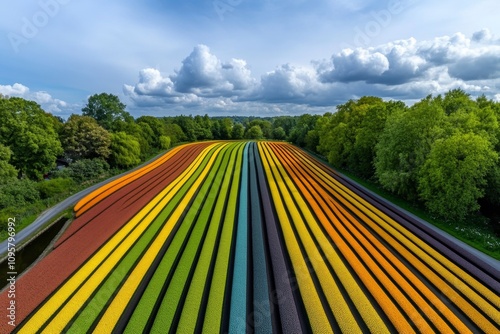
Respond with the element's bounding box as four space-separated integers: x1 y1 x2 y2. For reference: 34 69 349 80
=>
484 164 500 206
272 127 287 140
418 133 498 221
60 114 111 160
319 120 350 167
289 114 320 147
171 115 198 141
159 136 171 150
219 118 233 140
82 93 132 130
316 97 392 177
350 99 402 178
136 116 168 147
0 97 62 179
163 122 186 144
248 120 272 139
375 96 446 200
211 120 221 139
231 123 245 139
36 178 75 199
54 158 110 183
114 120 153 159
48 114 65 135
0 144 17 183
245 125 263 140
304 129 320 152
442 88 476 115
109 132 141 168
273 116 297 138
194 115 213 140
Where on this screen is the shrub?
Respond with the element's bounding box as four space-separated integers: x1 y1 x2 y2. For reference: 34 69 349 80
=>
0 179 40 209
159 135 171 150
36 178 75 199
53 159 110 183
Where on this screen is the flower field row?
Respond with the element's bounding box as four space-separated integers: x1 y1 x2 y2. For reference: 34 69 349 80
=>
3 141 498 333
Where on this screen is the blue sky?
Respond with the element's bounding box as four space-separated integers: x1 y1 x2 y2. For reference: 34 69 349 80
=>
1 0 499 118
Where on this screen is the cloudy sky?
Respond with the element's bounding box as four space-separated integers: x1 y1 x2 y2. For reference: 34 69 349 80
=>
1 0 499 118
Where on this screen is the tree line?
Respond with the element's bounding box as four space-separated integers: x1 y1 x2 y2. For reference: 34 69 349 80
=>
303 90 500 223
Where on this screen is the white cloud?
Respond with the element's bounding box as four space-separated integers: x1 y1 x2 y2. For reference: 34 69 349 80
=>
472 29 494 43
257 64 323 103
133 68 176 96
0 83 30 96
124 45 258 108
318 30 500 86
221 58 255 91
320 48 390 83
124 30 500 115
171 44 256 97
0 83 69 113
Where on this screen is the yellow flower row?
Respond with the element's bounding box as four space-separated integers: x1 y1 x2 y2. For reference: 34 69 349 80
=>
19 143 223 334
275 143 468 333
94 143 228 332
258 142 335 333
287 143 500 333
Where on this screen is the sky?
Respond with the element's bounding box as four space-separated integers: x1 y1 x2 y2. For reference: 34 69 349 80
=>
1 0 500 118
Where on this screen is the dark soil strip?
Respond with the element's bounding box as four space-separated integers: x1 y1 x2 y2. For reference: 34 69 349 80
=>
248 143 274 333
263 143 340 332
253 142 308 333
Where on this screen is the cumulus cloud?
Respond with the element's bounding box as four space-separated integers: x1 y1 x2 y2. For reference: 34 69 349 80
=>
257 64 322 102
319 30 500 85
171 44 255 96
320 48 389 83
0 83 69 113
124 30 500 114
133 68 176 96
0 83 30 96
124 45 257 108
173 45 222 93
123 68 202 107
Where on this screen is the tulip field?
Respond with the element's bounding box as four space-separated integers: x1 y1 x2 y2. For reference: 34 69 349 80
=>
2 141 499 333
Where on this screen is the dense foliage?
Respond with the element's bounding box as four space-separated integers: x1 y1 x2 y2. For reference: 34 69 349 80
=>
0 97 62 179
314 90 500 222
59 115 112 160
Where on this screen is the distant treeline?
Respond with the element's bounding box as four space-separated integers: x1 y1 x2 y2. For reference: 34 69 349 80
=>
1 89 499 223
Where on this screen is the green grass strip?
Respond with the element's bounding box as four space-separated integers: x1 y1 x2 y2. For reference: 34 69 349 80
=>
150 143 237 333
65 144 222 332
202 142 245 333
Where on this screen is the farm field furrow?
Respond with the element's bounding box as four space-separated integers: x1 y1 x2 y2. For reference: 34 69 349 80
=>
3 141 498 333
